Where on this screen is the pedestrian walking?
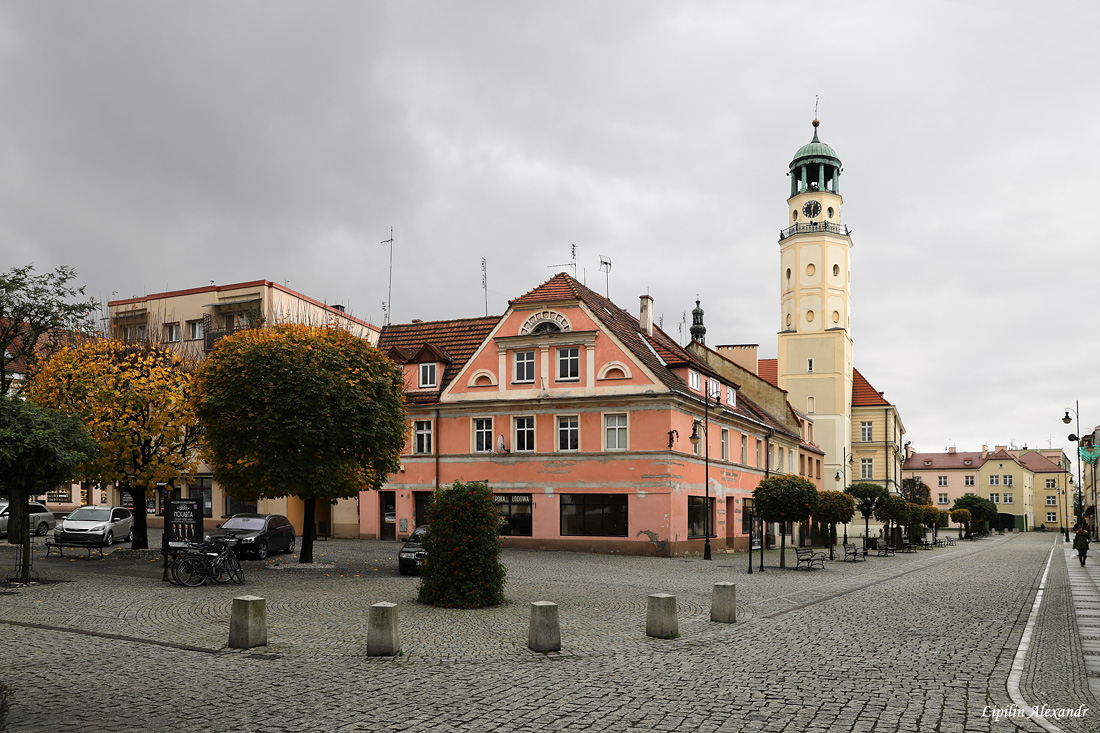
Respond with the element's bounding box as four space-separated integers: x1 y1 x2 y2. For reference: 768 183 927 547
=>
1073 528 1091 567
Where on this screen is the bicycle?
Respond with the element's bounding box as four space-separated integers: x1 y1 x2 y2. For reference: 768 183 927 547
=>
168 537 244 587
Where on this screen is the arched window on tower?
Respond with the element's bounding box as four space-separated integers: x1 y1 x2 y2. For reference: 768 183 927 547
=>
807 396 815 414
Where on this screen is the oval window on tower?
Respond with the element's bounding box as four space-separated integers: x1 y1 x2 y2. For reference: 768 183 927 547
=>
806 263 816 277
806 310 815 323
786 268 792 281
828 207 834 218
832 311 840 324
833 264 840 277
786 314 792 327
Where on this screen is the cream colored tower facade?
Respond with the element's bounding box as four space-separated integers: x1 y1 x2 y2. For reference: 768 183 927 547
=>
777 120 854 489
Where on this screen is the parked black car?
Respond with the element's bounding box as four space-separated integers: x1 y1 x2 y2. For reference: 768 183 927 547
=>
398 526 428 576
205 514 296 559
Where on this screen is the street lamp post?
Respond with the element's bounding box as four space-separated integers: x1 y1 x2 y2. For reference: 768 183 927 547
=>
835 450 854 544
744 496 754 575
689 380 718 561
1064 403 1094 539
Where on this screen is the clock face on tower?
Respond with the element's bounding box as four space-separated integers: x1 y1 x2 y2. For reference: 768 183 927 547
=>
802 200 821 218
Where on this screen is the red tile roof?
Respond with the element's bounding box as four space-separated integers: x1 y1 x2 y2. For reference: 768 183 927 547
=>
904 451 987 470
852 368 890 406
378 316 501 403
1016 451 1065 474
757 358 778 387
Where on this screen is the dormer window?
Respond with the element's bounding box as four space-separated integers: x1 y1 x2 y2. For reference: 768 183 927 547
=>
532 321 561 334
689 370 700 390
727 386 736 406
419 362 437 388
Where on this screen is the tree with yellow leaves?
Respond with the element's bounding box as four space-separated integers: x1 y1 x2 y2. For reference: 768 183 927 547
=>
29 339 202 549
193 323 407 564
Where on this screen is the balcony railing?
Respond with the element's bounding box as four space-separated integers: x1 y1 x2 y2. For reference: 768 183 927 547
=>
779 221 851 241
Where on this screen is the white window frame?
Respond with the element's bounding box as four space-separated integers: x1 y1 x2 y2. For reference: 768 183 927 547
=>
1045 479 1057 489
965 475 975 487
164 323 181 343
1003 475 1013 487
557 347 580 382
938 476 948 487
419 363 437 388
689 370 701 390
860 458 874 480
558 415 579 452
1002 493 1013 505
726 386 736 406
515 416 535 452
414 420 432 454
514 350 535 383
720 429 729 461
989 475 1000 486
740 434 747 464
1047 512 1057 523
860 421 873 442
938 493 949 505
989 492 1000 503
1046 495 1057 506
474 418 493 453
604 413 628 451
187 320 204 340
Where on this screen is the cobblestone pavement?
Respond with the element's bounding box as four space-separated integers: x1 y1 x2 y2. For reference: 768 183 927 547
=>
0 532 1095 732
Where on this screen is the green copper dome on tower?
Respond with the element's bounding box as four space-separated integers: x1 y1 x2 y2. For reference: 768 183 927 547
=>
788 119 842 197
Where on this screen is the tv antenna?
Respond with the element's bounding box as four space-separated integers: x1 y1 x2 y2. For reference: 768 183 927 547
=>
481 257 488 316
599 256 612 297
548 244 577 277
380 227 394 325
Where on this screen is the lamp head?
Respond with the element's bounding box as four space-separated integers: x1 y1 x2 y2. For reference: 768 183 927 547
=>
835 471 841 482
689 421 701 448
1070 433 1080 443
1064 411 1073 425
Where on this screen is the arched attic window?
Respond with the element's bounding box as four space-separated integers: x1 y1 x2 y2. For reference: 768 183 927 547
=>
531 321 561 334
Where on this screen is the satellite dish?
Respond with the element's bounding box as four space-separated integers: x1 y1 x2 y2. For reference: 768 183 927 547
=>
497 434 506 454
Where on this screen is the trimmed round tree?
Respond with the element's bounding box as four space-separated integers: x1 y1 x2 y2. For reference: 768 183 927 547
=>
754 475 819 569
950 508 972 538
29 338 202 549
922 505 944 541
846 482 889 549
418 480 506 608
951 494 997 538
874 494 910 546
816 490 856 560
193 323 407 564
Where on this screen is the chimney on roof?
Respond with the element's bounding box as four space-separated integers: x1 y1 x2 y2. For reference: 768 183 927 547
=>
947 446 956 454
331 304 346 312
639 294 654 336
982 445 988 457
718 344 759 375
411 319 422 324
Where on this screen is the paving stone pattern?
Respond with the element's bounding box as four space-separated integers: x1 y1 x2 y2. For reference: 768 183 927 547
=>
0 532 1095 732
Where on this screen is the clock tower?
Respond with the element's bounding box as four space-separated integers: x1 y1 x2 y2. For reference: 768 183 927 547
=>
776 119 854 487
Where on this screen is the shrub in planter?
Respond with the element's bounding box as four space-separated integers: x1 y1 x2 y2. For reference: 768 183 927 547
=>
417 480 506 608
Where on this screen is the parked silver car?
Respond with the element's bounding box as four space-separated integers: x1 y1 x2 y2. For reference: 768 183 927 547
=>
0 502 57 537
55 506 134 545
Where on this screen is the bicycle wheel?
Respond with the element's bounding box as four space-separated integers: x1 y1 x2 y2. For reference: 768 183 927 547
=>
228 554 245 585
212 554 233 584
166 555 185 585
175 555 210 587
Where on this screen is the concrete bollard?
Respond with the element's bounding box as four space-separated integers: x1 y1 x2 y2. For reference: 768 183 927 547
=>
366 601 401 656
528 601 561 652
711 582 736 623
228 595 268 649
646 593 678 639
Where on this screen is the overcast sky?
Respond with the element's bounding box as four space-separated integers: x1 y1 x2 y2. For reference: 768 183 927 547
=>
2 1 1098 468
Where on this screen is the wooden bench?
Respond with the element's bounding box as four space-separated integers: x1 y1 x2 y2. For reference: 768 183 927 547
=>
44 540 105 558
795 547 827 570
842 543 864 562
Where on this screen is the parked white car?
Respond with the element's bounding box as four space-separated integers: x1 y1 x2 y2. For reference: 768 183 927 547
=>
55 506 134 545
0 502 57 537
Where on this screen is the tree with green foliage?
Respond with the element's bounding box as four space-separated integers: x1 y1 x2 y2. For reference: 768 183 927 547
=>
874 494 910 545
951 494 997 538
0 396 97 580
922 505 946 541
194 323 407 564
0 264 97 397
846 482 888 549
754 475 819 568
29 339 202 549
417 480 507 608
900 477 932 506
950 508 972 538
815 490 856 560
